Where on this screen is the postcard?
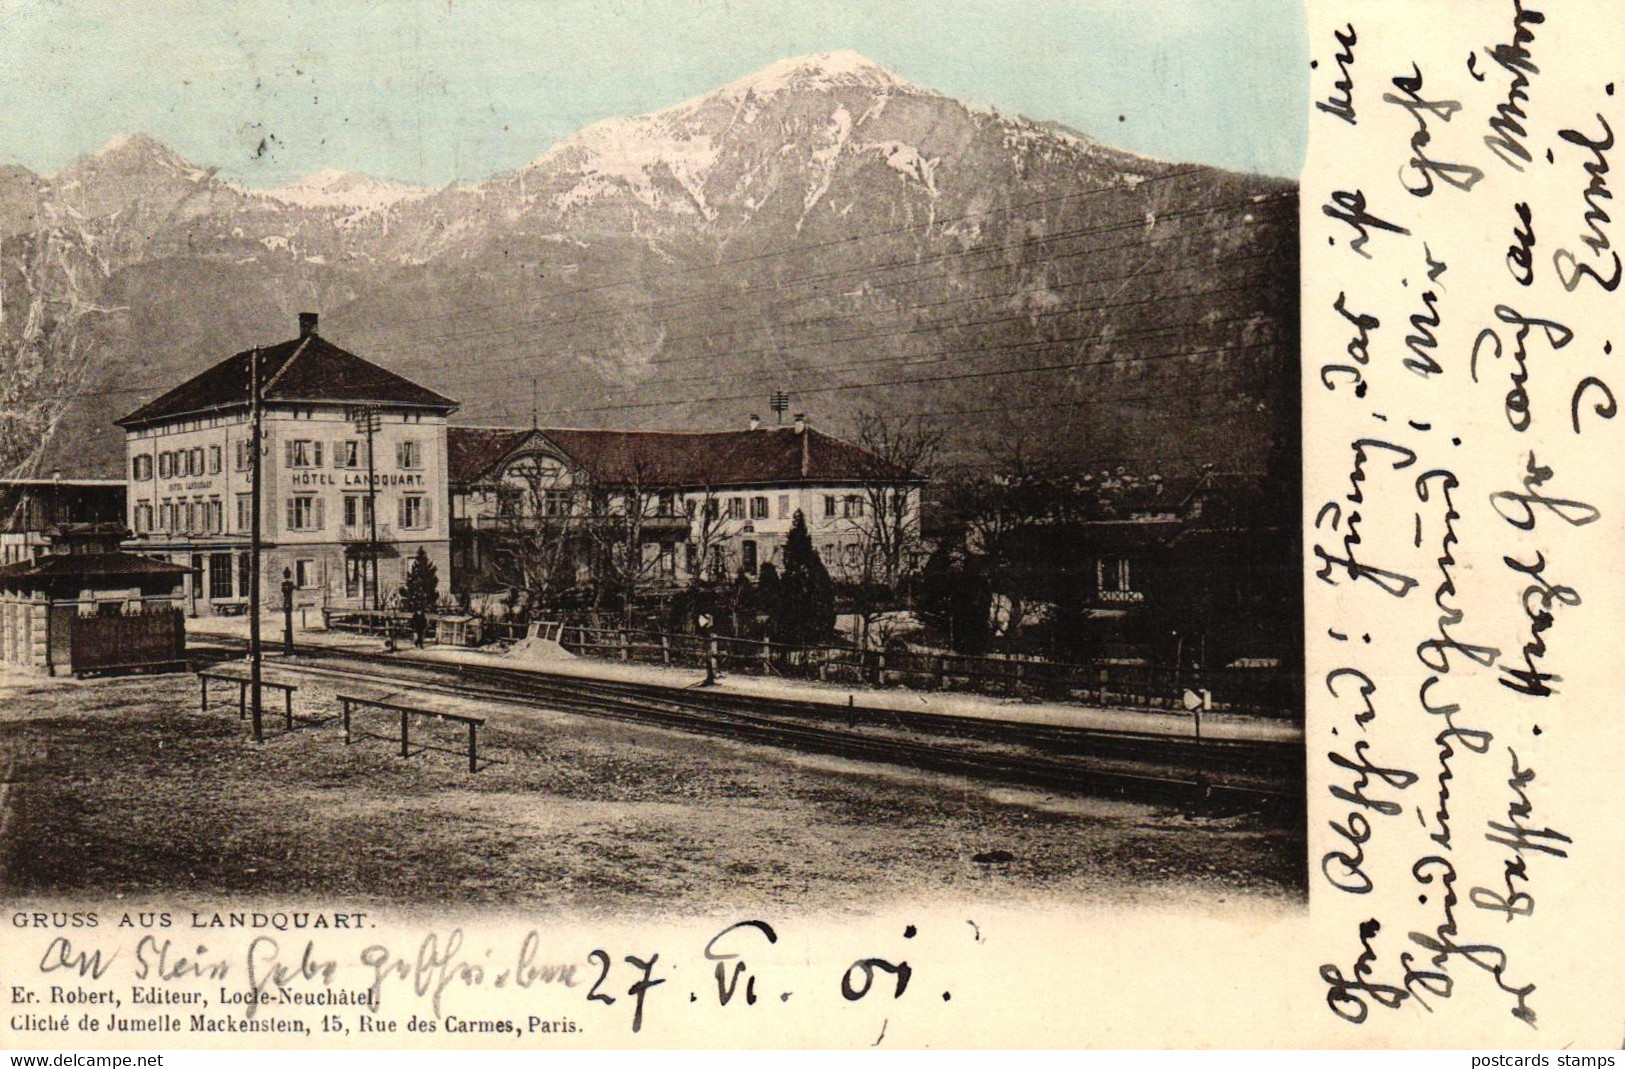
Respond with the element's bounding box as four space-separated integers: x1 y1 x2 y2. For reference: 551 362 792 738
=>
0 0 1619 1050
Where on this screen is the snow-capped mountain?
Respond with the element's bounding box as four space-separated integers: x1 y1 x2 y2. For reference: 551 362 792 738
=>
0 52 1297 483
261 170 432 212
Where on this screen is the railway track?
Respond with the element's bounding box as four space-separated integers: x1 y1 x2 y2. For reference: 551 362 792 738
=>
196 638 1303 812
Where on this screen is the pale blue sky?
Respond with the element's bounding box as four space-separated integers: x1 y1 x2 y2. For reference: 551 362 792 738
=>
0 0 1308 186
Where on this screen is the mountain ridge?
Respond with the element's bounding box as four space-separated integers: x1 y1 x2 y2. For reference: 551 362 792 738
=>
0 51 1298 486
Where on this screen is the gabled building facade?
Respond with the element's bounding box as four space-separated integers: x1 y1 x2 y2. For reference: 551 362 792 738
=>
115 314 458 614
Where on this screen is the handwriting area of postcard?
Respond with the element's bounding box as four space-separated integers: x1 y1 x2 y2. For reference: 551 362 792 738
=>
1307 0 1625 1047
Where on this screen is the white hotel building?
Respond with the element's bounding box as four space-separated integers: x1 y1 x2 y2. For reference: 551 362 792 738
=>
116 314 457 614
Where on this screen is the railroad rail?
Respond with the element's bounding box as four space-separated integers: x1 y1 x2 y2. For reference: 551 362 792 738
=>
194 638 1302 812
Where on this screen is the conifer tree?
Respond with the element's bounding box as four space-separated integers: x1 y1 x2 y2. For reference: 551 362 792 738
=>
400 548 440 615
773 510 835 646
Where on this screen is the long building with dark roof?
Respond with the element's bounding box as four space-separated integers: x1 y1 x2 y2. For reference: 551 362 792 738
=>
447 416 925 597
116 313 459 614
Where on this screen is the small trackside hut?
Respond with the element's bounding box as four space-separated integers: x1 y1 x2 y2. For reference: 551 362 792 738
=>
0 524 188 677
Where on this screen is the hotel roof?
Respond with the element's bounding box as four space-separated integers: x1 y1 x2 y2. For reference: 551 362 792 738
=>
116 327 457 428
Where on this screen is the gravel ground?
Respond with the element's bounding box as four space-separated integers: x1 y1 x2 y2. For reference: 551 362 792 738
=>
0 668 1304 915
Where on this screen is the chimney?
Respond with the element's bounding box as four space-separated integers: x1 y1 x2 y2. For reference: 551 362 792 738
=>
298 312 319 338
748 414 761 431
793 413 806 435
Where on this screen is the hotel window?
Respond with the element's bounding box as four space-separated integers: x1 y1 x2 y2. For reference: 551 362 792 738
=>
294 559 318 589
657 491 676 517
208 498 223 533
823 495 837 518
234 441 249 471
543 490 570 518
335 440 361 468
821 543 837 564
287 439 322 468
656 543 676 576
158 452 173 479
343 495 373 529
190 447 204 475
843 495 864 518
238 552 252 596
236 494 252 531
750 496 769 520
287 495 322 531
132 454 152 480
209 553 233 599
345 558 362 598
778 495 790 519
702 499 719 521
133 502 153 534
159 500 173 532
208 446 222 474
1097 558 1133 593
397 439 423 469
399 494 428 529
684 499 697 519
685 542 698 574
728 497 745 520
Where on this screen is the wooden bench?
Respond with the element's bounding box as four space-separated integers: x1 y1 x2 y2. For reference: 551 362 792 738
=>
198 670 299 731
337 694 485 773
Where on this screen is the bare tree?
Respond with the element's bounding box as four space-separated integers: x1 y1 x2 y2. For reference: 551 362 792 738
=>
681 482 737 587
948 435 1063 644
584 454 687 626
835 410 940 646
485 455 584 608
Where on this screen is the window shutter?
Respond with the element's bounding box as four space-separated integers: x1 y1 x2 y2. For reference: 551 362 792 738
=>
287 500 297 530
285 440 295 467
397 497 406 527
312 441 323 468
423 497 432 526
313 498 324 530
333 440 344 467
396 441 405 468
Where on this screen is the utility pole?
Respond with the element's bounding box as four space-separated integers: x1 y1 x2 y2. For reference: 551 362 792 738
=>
349 405 382 614
365 412 380 614
248 347 264 743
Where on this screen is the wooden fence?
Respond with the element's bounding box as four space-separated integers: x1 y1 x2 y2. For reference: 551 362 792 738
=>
317 610 1298 716
555 625 1300 717
67 608 186 675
